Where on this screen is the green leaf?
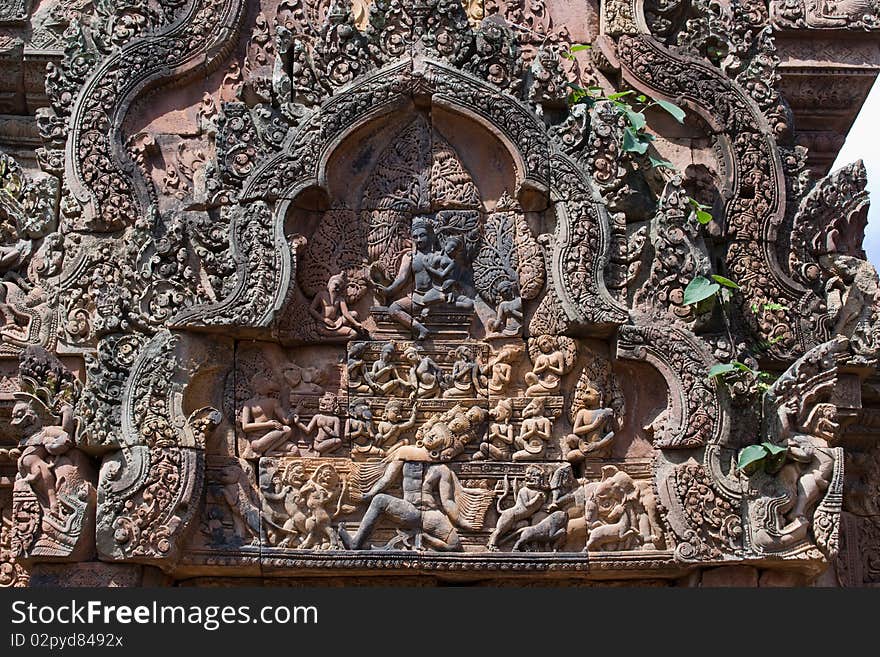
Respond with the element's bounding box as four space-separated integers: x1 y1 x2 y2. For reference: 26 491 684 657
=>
653 99 686 123
695 208 713 225
636 94 648 103
761 442 787 456
607 90 635 100
711 274 740 290
738 444 769 471
569 44 592 53
565 82 599 106
762 302 789 311
683 276 720 305
708 363 737 379
649 156 675 169
622 127 649 154
688 197 712 224
624 107 647 132
731 361 755 374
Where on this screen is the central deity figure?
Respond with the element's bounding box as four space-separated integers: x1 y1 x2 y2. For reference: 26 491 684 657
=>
375 217 471 340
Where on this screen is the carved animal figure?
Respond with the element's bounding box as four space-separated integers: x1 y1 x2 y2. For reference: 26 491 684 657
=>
488 466 547 550
585 466 643 552
511 510 568 552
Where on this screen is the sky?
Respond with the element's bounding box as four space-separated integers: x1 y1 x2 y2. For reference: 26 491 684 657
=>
831 76 880 269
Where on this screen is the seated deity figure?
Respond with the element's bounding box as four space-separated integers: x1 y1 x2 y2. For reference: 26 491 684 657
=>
444 345 486 399
486 280 523 336
524 335 566 396
292 392 343 455
513 397 554 461
563 387 616 462
308 271 365 338
347 400 384 461
473 399 514 461
484 343 523 396
347 341 374 394
424 235 473 311
369 342 411 396
240 374 295 455
403 345 444 399
375 400 417 451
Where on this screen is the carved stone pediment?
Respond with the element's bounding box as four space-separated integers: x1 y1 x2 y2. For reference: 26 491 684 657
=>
0 0 878 586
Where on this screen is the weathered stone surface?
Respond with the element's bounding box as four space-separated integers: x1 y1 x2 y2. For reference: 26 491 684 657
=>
700 565 759 588
0 0 878 586
28 562 170 587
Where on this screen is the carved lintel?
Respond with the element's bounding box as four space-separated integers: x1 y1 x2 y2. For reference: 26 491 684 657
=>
0 0 874 583
771 0 880 30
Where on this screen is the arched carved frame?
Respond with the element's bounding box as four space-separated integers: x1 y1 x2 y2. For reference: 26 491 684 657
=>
110 55 630 570
600 7 819 359
62 0 247 232
601 0 842 565
175 57 628 333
